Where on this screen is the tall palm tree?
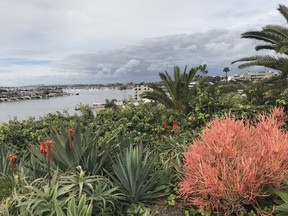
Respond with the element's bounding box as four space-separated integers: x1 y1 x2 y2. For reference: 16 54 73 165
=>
104 98 117 109
223 67 230 81
141 65 208 113
232 4 288 78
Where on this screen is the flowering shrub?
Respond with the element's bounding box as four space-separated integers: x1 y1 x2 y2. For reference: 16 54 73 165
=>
178 107 288 214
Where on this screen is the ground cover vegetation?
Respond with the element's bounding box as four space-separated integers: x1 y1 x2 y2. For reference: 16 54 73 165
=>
0 4 288 216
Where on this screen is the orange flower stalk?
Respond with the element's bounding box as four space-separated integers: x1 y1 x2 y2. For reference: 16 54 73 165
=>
45 139 54 163
8 153 17 174
8 153 16 161
172 121 177 131
163 120 168 129
178 107 288 214
39 141 48 159
40 139 54 179
66 128 75 150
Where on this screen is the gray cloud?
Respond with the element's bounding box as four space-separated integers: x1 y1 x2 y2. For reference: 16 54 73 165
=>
50 29 265 84
115 60 140 76
0 0 286 86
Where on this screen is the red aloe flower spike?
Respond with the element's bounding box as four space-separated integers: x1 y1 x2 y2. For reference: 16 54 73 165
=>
45 139 54 162
8 153 17 174
45 139 54 179
8 153 16 161
172 121 177 131
46 139 54 147
39 141 48 160
163 120 168 129
66 128 75 150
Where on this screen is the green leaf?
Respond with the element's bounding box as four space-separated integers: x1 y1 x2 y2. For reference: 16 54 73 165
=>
68 196 77 216
54 200 65 216
78 194 86 212
274 189 288 203
277 203 288 212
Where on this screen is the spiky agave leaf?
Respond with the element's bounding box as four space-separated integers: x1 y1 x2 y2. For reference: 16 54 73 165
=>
106 145 165 204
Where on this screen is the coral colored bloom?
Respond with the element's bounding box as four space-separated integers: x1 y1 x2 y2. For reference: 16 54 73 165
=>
39 142 48 159
46 139 54 147
66 128 75 150
44 139 54 163
66 128 75 135
178 107 288 214
172 121 177 131
8 153 16 174
39 142 48 153
163 120 168 129
8 153 17 161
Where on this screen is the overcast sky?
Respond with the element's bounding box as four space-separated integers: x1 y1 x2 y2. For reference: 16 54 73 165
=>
0 0 287 86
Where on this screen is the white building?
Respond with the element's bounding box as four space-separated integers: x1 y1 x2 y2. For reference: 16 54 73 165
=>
232 71 280 82
133 85 153 101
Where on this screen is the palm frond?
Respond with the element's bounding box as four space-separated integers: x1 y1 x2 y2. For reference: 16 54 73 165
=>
241 31 281 44
233 55 288 74
141 90 173 108
233 4 288 77
276 42 288 53
263 25 288 40
255 45 276 51
278 4 288 23
142 65 208 113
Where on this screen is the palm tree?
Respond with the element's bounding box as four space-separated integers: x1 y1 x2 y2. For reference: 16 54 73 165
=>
141 65 208 113
232 4 288 78
223 67 230 81
104 98 117 109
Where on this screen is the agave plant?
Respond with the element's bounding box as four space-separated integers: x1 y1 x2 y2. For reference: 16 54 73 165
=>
107 145 165 205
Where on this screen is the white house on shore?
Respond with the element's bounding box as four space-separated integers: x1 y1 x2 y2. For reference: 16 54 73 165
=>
133 85 153 101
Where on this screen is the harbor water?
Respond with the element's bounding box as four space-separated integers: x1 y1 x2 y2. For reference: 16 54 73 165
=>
0 89 133 123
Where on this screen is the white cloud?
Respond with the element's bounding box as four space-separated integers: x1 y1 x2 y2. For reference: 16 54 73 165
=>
0 0 287 85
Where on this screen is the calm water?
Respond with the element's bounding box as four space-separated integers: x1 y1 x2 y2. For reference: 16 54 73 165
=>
0 89 133 123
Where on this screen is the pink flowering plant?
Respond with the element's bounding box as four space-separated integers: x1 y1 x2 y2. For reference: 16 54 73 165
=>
178 107 288 215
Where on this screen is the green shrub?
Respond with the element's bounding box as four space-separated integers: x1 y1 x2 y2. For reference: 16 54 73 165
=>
0 177 13 200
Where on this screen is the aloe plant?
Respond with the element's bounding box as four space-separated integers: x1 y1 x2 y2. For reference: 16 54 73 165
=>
126 203 153 216
55 194 93 216
27 124 115 176
3 169 122 215
107 145 165 204
0 145 12 176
